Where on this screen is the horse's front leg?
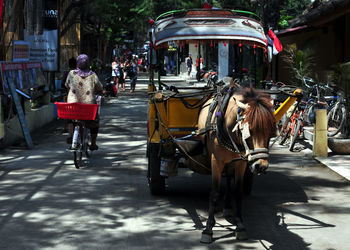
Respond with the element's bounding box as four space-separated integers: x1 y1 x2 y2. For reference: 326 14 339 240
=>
223 175 234 218
234 164 248 240
201 157 223 244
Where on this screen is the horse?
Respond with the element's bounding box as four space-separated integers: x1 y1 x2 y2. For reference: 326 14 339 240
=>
197 86 276 243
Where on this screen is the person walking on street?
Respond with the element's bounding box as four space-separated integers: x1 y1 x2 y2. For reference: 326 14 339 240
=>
111 57 120 96
128 59 138 93
119 58 126 91
186 54 193 77
65 54 104 150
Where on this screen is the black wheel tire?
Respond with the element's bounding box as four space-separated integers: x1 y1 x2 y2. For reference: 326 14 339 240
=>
289 119 302 151
74 151 82 169
73 131 83 169
243 167 254 196
327 105 347 137
279 118 292 145
147 143 165 195
85 135 91 158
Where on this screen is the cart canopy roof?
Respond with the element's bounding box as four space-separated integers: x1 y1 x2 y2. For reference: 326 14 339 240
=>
151 9 267 49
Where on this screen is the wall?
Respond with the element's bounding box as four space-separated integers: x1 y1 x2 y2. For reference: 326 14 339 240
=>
0 97 56 148
59 0 81 73
276 13 350 86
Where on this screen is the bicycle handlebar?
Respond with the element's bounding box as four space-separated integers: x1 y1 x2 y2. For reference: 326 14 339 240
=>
264 86 303 98
301 76 335 93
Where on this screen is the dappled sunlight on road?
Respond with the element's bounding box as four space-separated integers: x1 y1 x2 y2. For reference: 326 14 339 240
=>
1 92 350 249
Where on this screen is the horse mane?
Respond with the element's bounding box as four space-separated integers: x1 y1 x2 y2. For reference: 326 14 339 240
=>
241 87 276 137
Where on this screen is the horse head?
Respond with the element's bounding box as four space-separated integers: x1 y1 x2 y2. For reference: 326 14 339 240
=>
233 88 276 174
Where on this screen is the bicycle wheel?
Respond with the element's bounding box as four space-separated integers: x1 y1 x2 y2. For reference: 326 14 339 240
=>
327 104 347 137
85 133 91 158
73 149 83 169
289 119 302 151
73 127 83 169
279 117 292 145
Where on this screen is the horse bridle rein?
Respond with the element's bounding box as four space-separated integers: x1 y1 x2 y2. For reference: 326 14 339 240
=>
231 112 269 162
219 94 270 165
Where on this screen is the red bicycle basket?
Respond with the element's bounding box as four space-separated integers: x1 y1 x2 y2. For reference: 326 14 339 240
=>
55 102 99 120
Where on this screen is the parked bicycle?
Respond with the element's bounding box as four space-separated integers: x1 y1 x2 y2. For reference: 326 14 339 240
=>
278 77 328 151
55 101 100 168
327 88 347 137
204 70 218 87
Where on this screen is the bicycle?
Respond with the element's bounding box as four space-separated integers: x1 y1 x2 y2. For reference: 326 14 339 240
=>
55 102 99 168
327 89 347 137
278 77 328 151
300 77 347 137
278 97 304 150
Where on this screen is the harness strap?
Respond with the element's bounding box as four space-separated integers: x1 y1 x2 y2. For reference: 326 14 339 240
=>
203 86 247 161
195 126 214 136
250 148 269 154
248 153 269 161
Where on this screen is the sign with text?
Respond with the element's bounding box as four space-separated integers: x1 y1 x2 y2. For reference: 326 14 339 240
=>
13 41 30 62
24 29 58 71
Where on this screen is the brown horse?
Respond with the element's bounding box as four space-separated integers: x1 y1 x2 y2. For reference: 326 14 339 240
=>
197 87 276 243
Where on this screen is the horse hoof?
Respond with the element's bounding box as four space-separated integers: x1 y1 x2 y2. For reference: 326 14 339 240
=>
200 232 213 244
236 230 248 240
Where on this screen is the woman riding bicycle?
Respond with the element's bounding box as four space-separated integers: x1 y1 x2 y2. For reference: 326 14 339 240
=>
65 54 104 150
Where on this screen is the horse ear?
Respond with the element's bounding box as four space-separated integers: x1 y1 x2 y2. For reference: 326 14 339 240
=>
235 99 249 110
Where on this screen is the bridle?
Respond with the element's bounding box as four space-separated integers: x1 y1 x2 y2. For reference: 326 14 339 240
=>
225 97 270 164
232 115 269 162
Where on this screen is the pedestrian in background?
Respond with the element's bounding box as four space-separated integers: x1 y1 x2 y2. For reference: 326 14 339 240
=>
186 54 192 77
119 58 126 91
111 56 120 96
128 59 138 93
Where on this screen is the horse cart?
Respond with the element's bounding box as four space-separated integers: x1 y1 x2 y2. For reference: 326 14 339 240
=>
146 8 301 242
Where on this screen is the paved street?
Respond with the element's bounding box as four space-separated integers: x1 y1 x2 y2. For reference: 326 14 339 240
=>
1 79 350 250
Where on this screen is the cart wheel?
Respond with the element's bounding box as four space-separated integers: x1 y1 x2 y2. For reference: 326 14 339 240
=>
147 143 165 195
243 166 254 196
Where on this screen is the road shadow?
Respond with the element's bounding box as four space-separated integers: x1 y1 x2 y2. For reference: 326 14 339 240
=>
163 155 340 249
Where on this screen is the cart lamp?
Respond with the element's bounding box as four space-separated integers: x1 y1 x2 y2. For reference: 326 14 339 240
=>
154 92 164 101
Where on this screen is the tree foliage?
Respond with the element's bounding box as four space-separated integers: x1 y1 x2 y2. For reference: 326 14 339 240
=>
213 0 311 30
281 44 315 85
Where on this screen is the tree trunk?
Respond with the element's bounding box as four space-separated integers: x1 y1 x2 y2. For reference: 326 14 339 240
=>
6 0 17 32
35 0 43 35
26 0 34 35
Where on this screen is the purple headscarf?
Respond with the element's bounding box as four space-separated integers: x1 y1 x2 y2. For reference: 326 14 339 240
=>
74 54 94 78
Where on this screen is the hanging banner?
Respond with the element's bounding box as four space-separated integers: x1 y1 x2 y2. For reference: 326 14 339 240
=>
24 29 58 71
22 0 58 71
218 42 229 80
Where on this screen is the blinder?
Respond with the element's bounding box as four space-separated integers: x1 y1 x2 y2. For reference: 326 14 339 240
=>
232 111 269 163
